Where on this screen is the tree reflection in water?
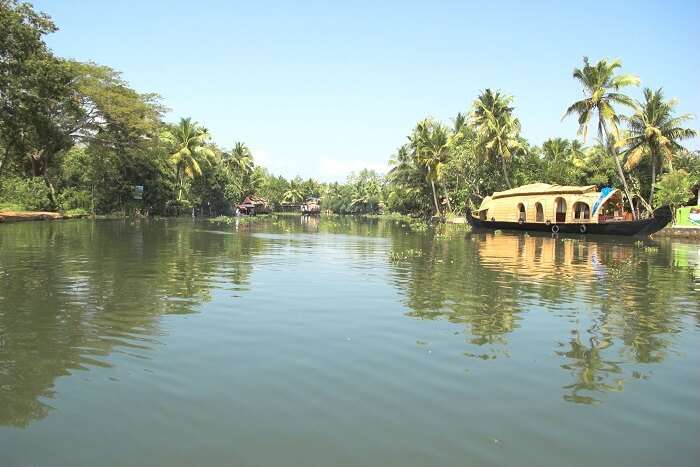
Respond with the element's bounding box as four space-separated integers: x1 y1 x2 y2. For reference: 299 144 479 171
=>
388 229 699 404
0 217 698 430
0 220 268 427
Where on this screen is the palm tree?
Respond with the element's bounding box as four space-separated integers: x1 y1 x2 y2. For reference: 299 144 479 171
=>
226 142 254 176
542 138 571 162
453 112 467 133
166 117 216 201
569 140 587 166
471 89 524 188
409 119 451 214
563 57 640 217
621 88 696 207
349 169 383 213
387 144 429 214
282 180 304 204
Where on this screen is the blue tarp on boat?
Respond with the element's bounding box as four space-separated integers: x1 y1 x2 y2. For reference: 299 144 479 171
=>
592 187 614 214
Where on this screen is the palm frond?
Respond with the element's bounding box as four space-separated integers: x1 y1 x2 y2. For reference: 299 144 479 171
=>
610 73 640 89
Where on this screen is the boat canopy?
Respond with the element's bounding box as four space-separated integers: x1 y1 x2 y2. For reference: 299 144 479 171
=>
591 187 620 214
490 183 597 200
475 196 493 212
475 183 611 214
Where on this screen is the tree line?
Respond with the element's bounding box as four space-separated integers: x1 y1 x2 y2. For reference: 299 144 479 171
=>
387 59 698 219
1 1 698 218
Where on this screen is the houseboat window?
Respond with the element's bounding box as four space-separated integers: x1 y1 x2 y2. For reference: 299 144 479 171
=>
555 197 566 223
535 202 544 222
479 210 487 220
573 202 590 221
517 203 526 221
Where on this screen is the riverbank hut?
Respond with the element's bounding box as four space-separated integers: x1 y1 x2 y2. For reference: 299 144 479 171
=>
238 196 270 215
279 202 302 212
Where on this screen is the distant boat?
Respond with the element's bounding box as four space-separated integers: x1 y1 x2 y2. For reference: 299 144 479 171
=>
466 183 671 236
301 197 321 216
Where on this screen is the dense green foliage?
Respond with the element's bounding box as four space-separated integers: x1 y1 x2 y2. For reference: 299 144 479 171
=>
654 170 698 222
0 1 697 219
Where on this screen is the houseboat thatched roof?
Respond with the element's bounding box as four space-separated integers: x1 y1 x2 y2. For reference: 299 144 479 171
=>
475 183 623 218
491 183 597 200
239 196 269 208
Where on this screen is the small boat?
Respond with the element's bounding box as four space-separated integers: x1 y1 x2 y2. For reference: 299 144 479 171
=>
466 183 672 236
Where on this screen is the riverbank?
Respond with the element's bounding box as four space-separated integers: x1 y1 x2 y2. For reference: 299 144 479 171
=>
0 211 63 222
653 225 700 239
0 210 89 223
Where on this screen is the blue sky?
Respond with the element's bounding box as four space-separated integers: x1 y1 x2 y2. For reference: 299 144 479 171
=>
34 0 700 182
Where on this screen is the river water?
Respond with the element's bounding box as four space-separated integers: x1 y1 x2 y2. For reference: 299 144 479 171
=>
1 217 698 467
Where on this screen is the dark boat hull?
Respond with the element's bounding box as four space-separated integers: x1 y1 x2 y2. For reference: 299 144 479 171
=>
466 206 672 237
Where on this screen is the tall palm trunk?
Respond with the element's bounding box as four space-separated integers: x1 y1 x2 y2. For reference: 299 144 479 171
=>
430 180 440 215
611 149 637 219
443 186 452 212
501 156 512 188
177 165 185 201
43 173 57 208
602 123 637 219
649 155 657 209
427 166 440 215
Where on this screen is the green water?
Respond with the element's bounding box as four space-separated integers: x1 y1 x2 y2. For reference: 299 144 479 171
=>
1 217 698 467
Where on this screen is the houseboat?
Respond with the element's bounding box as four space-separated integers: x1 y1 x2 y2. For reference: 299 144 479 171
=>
301 198 321 216
466 183 671 236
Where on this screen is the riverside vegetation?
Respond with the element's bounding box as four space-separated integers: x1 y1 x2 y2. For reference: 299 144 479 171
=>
1 1 698 221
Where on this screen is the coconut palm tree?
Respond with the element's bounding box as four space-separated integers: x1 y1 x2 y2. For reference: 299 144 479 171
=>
471 89 524 189
569 140 587 166
621 88 696 207
409 119 451 214
542 138 571 162
166 117 216 201
347 169 383 213
282 181 304 204
453 112 467 133
563 57 640 217
226 142 254 176
387 144 430 215
426 124 453 212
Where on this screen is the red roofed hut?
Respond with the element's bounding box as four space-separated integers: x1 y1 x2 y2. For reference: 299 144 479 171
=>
238 196 270 215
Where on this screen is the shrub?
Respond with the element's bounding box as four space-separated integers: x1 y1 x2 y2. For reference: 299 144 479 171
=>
58 187 92 211
62 208 90 218
0 177 53 211
654 170 697 223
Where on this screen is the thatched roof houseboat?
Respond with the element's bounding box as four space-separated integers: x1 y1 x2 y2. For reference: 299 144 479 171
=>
238 196 270 215
467 183 671 236
301 198 321 216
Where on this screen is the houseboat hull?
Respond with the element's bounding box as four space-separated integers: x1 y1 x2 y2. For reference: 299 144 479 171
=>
466 206 672 237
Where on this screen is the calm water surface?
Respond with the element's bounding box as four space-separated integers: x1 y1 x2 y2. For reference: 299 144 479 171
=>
1 217 698 467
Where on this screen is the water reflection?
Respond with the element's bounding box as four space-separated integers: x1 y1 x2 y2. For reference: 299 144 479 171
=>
0 216 698 435
388 230 699 404
0 220 268 427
